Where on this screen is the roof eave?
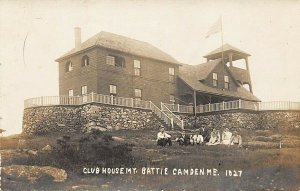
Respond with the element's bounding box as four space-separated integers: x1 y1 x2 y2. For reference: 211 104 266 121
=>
55 45 181 66
178 77 260 102
55 45 98 62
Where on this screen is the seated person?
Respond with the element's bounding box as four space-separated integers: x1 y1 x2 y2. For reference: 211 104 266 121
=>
175 132 190 146
230 130 242 147
200 125 210 143
221 128 232 145
206 129 221 145
191 132 204 145
190 134 194 145
157 127 172 147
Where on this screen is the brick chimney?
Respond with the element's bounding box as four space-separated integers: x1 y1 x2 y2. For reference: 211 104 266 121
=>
74 27 81 50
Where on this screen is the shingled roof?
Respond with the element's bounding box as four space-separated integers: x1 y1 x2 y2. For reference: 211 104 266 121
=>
56 31 180 64
204 43 251 58
178 60 260 102
179 59 221 80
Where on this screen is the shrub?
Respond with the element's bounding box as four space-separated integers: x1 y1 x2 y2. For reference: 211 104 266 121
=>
52 129 134 171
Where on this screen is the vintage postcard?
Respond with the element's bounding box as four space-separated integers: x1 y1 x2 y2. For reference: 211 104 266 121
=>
0 0 300 190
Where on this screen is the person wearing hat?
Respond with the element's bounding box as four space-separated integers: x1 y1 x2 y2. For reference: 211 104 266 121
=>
230 130 242 147
157 127 172 147
222 128 232 145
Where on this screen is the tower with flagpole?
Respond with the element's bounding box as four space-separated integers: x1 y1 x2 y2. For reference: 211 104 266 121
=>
205 16 254 93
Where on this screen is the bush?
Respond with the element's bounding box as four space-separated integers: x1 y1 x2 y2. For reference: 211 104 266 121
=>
52 129 134 170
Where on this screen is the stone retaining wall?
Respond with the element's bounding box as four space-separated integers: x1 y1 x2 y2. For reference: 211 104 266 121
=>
23 104 300 135
180 110 300 130
23 106 82 135
23 104 163 135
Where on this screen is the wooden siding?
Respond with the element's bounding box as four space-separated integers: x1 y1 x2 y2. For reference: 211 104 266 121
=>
205 63 238 91
58 47 178 105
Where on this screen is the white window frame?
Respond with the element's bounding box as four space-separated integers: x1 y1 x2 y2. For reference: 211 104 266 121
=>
109 85 117 95
81 85 87 95
213 72 218 87
68 89 74 97
66 61 73 72
82 55 89 67
134 60 141 76
170 94 175 103
134 89 142 100
106 55 115 66
169 67 175 82
224 75 229 89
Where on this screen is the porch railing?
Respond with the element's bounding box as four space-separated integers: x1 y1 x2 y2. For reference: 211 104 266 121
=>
162 100 300 114
25 94 300 116
24 93 152 110
259 101 300 111
149 101 173 127
161 103 184 129
160 103 194 114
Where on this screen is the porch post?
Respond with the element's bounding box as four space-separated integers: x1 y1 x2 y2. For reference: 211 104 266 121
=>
193 90 197 116
245 57 253 93
229 52 233 67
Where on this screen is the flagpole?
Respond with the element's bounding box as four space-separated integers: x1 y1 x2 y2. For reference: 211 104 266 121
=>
221 16 224 64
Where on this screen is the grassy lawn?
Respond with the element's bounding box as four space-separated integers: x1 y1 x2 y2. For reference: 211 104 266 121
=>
1 127 300 190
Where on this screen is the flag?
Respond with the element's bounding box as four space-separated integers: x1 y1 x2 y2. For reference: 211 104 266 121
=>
205 17 222 38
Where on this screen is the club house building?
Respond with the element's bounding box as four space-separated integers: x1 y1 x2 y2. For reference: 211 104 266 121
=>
55 28 259 107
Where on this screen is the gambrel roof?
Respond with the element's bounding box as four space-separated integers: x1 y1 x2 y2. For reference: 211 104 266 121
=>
56 31 180 65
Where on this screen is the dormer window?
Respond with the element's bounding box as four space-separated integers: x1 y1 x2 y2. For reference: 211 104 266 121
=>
65 61 73 72
106 55 125 67
213 72 218 87
224 75 229 89
81 55 89 67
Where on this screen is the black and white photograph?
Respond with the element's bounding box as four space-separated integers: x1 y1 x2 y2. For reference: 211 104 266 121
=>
0 0 300 190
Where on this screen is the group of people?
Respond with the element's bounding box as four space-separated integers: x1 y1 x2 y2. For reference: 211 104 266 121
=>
156 127 242 147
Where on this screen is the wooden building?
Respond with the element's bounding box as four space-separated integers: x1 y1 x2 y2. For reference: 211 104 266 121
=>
56 28 259 107
55 28 181 105
178 44 260 105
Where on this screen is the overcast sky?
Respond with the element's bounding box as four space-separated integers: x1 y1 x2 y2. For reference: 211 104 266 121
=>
1 0 300 135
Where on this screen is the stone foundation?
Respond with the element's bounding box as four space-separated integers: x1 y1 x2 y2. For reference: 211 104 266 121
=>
181 110 300 130
23 103 163 135
23 104 300 135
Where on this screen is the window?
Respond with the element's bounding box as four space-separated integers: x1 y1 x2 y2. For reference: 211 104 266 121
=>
106 55 125 67
65 61 73 72
81 85 87 95
169 67 175 82
68 89 73 97
106 56 115 66
213 72 218 87
82 55 89 67
224 75 229 89
134 89 142 100
170 95 175 103
134 60 141 76
109 85 117 95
